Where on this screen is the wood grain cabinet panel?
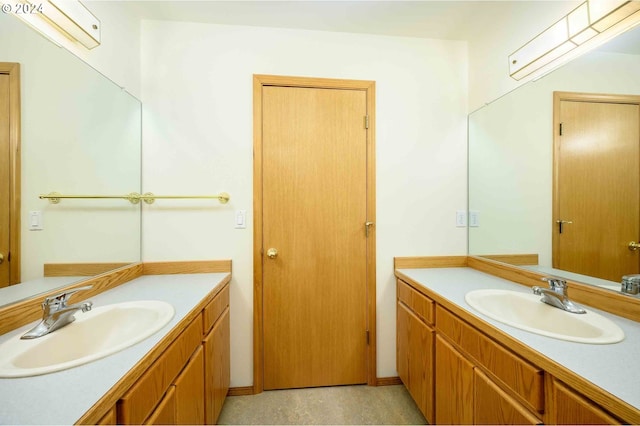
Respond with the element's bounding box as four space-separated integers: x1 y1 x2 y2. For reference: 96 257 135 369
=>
175 346 205 425
397 280 434 324
204 306 230 425
204 285 229 333
436 305 544 413
118 315 203 424
474 369 541 425
396 280 435 423
95 406 116 425
145 386 177 425
435 335 474 425
549 378 621 425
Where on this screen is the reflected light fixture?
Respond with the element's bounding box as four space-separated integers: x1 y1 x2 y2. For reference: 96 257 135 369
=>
509 0 640 80
9 0 100 49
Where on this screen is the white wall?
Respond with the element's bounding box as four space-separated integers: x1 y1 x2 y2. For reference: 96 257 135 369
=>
467 1 581 111
141 20 468 386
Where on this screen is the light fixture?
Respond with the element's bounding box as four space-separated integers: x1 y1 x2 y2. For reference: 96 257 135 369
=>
10 0 100 49
509 0 640 80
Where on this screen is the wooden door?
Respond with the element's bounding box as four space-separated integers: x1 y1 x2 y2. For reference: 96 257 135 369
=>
204 307 230 424
260 82 370 390
406 304 434 423
435 335 474 425
0 63 20 288
554 93 640 282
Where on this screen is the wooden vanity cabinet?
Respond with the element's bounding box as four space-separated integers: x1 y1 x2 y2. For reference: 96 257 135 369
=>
397 278 545 425
203 285 230 424
117 314 203 424
396 280 435 423
115 283 230 425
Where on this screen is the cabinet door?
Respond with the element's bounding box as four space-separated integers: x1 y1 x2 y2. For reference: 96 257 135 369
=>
474 369 541 425
145 386 177 425
550 379 620 425
204 307 230 424
175 346 205 425
435 335 474 425
397 301 410 388
398 301 435 423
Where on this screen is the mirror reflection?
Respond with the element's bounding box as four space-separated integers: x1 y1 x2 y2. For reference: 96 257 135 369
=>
0 13 142 307
469 24 640 293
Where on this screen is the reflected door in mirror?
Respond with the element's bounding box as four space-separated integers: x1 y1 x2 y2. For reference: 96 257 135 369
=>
553 93 640 282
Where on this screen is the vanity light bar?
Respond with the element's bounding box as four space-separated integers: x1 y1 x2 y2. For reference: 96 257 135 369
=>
509 0 640 80
39 192 231 205
12 0 100 49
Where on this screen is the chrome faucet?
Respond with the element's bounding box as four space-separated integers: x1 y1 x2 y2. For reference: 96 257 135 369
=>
21 286 93 339
532 277 586 314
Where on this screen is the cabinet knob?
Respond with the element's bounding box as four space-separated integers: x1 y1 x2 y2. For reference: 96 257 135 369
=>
266 248 278 259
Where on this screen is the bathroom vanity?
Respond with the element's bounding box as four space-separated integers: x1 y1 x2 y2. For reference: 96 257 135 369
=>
395 256 640 425
0 262 231 425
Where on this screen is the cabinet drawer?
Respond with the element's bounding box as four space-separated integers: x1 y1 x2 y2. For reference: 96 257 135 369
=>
204 284 230 334
436 305 544 413
397 280 434 325
118 316 204 424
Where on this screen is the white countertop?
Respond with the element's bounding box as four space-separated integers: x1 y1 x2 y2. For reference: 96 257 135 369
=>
0 272 229 425
397 267 640 412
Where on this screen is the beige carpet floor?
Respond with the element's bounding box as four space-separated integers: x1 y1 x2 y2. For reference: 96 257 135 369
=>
217 384 428 425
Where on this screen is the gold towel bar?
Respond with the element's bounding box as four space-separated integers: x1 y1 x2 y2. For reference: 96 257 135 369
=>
39 192 230 205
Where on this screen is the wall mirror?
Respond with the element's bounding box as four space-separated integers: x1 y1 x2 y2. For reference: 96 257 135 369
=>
0 13 142 307
469 23 640 293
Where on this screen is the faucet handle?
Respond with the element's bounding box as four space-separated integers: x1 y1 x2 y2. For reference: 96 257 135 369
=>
44 285 93 308
541 277 568 294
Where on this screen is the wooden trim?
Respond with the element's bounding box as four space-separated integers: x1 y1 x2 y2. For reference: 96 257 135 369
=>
44 262 132 277
227 386 255 397
253 74 377 392
376 376 402 386
142 260 232 275
0 263 143 336
394 256 468 269
477 254 539 266
0 62 21 285
395 266 640 424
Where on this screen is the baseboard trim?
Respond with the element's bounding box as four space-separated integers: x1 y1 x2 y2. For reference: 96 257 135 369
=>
376 376 402 386
227 386 255 396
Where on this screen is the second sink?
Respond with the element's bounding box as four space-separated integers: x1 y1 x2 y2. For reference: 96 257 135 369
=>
465 289 624 344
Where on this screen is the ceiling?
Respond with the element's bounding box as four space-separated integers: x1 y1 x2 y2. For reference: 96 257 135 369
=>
117 1 639 54
119 1 538 41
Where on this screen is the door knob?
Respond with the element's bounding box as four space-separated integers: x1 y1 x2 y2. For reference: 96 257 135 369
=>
629 241 640 251
0 253 3 264
266 248 278 259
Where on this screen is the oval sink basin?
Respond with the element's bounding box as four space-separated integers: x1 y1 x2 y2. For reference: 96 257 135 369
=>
0 300 174 377
465 289 624 344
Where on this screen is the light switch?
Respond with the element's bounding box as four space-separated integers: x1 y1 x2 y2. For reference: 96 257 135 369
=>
456 210 467 227
469 211 480 227
29 211 43 230
235 210 246 229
